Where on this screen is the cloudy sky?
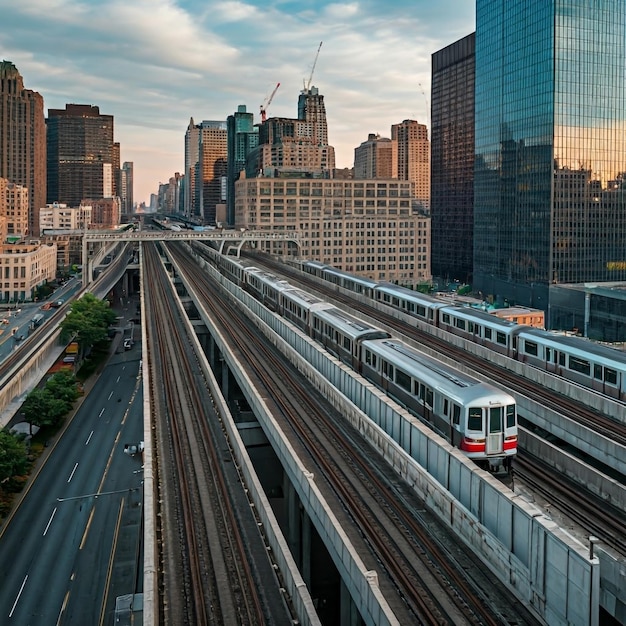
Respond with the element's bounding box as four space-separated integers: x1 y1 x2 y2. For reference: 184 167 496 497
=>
1 0 475 204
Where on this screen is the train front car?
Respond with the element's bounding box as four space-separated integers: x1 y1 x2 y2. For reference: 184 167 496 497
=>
359 338 517 474
457 384 517 474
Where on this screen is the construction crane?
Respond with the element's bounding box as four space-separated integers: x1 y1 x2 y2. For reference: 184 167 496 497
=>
304 41 323 92
260 82 280 122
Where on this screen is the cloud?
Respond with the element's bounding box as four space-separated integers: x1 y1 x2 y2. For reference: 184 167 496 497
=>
0 0 476 203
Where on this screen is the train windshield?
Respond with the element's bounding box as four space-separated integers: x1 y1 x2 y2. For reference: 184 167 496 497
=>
506 405 516 428
468 408 482 431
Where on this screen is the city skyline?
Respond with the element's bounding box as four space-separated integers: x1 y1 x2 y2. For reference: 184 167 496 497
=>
0 0 475 204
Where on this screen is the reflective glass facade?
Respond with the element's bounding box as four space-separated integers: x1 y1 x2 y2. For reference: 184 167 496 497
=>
431 33 475 284
474 1 626 318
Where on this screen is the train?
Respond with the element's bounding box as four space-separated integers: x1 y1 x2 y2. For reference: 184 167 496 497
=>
203 247 517 472
301 262 626 402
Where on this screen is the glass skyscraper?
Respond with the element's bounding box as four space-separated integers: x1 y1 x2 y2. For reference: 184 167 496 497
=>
474 1 626 322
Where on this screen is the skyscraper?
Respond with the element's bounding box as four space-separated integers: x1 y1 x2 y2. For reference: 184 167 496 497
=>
118 161 134 215
354 133 394 179
198 120 227 225
474 1 626 319
46 104 115 207
431 33 475 284
391 120 430 211
226 105 258 226
0 61 46 237
184 118 200 218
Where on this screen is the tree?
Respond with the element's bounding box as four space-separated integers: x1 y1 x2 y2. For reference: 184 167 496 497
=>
0 431 27 485
21 389 56 435
60 292 117 347
45 371 80 406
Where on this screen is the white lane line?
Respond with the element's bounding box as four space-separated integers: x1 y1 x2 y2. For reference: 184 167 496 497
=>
43 508 57 536
9 575 28 617
67 463 79 483
107 391 113 400
116 375 120 383
99 408 105 418
85 431 94 445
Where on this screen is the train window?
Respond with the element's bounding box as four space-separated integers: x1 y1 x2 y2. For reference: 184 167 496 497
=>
545 347 551 362
468 322 474 333
396 369 411 392
569 356 590 376
343 336 351 350
468 408 482 431
419 383 426 402
442 313 450 324
605 368 618 385
383 361 394 379
407 302 415 313
425 388 433 409
594 364 602 380
496 331 506 345
489 407 502 432
484 328 492 340
524 341 538 356
559 352 566 366
443 399 449 415
453 405 461 425
506 405 516 428
417 305 425 317
455 318 466 331
364 349 372 365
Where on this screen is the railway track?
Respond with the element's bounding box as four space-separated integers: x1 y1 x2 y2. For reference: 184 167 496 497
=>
143 243 267 625
164 241 540 625
222 249 626 556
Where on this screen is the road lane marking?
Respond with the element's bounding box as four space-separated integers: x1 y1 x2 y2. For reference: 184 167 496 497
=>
108 391 113 400
9 575 28 617
55 590 70 626
43 507 57 536
99 408 105 417
67 463 78 483
85 431 94 445
116 375 120 383
80 508 96 550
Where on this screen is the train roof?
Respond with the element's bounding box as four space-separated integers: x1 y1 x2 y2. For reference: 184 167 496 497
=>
440 305 522 330
517 328 626 368
322 267 379 288
374 283 448 307
246 269 294 290
311 306 390 341
362 338 515 405
303 260 329 271
282 287 330 309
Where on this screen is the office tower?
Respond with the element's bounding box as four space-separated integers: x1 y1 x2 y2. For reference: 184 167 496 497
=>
431 33 475 284
118 161 134 215
184 118 200 218
354 134 394 179
391 120 430 211
0 61 46 237
47 104 115 207
246 86 335 178
2 180 30 239
112 142 120 196
474 1 626 319
197 121 227 225
226 105 258 227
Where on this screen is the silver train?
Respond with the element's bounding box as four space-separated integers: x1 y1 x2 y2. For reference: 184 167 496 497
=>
302 262 626 402
206 249 517 472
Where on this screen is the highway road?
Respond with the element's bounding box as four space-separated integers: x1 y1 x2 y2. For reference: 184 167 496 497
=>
0 345 144 625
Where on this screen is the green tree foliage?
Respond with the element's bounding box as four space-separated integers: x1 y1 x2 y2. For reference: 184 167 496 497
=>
21 389 57 434
45 371 80 407
0 431 28 485
60 292 117 347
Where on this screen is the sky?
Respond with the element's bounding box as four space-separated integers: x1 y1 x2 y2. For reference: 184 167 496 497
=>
0 0 475 205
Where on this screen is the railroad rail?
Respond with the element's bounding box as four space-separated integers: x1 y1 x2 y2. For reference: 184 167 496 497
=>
162 241 540 625
143 243 267 625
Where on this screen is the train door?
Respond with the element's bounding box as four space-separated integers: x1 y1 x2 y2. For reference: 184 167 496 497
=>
486 406 504 455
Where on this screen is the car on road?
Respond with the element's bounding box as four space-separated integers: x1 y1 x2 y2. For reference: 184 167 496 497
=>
50 300 64 308
123 338 133 350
